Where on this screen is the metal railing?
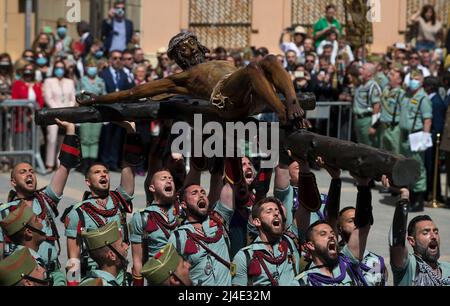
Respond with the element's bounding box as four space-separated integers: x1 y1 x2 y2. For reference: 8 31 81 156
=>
305 101 353 141
0 100 45 173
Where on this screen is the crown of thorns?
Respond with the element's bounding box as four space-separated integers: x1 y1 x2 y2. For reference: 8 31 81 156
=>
167 32 198 59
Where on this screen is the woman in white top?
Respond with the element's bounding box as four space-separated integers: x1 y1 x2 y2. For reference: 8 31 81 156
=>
43 60 76 172
410 5 443 51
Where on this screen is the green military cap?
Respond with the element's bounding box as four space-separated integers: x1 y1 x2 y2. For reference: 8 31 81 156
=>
141 244 181 285
367 54 384 64
391 62 405 71
79 278 103 286
0 248 37 286
0 201 33 237
81 222 120 251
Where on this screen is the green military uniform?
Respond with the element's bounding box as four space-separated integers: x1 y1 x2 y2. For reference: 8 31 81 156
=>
141 243 182 285
296 245 365 286
232 235 300 286
353 79 382 147
79 222 129 286
130 203 178 259
0 186 64 284
0 203 65 286
392 253 450 286
399 88 432 192
359 250 387 286
64 186 132 277
168 201 234 286
77 75 106 161
375 71 389 92
379 86 405 154
0 247 40 286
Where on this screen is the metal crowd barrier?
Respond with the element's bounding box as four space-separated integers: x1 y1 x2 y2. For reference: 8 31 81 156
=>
0 100 45 174
305 101 353 141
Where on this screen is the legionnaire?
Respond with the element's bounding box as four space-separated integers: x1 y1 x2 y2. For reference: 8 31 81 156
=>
379 68 405 154
130 169 178 286
337 207 387 286
281 159 339 227
0 247 48 286
168 158 238 286
389 187 450 286
399 69 432 212
353 63 382 148
0 202 65 286
141 243 192 286
229 156 257 258
64 121 139 285
369 55 389 92
277 155 339 273
79 222 130 286
295 174 374 286
0 119 80 287
232 196 300 286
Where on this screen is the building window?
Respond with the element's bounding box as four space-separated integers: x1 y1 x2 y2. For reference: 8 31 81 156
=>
189 0 252 49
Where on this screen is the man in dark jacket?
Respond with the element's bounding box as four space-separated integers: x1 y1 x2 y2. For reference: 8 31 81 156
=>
102 0 134 53
98 50 135 170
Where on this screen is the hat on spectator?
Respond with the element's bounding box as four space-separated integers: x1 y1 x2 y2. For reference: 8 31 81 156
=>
394 42 406 51
294 26 307 35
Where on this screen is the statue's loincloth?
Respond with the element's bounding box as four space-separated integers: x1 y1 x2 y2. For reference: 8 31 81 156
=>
210 73 233 110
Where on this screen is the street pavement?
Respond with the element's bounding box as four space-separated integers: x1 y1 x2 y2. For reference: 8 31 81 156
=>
1 167 449 286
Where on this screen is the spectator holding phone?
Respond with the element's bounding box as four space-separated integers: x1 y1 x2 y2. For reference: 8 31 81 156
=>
102 0 134 53
313 4 343 49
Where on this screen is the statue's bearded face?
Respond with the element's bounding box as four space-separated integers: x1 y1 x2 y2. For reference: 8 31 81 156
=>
175 37 206 70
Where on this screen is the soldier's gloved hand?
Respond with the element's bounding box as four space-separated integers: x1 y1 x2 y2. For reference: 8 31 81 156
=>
56 119 82 170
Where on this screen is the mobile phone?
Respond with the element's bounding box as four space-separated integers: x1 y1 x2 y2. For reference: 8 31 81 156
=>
294 71 305 78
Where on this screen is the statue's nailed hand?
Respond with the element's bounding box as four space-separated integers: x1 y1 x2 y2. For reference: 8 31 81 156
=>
287 101 311 129
76 90 96 106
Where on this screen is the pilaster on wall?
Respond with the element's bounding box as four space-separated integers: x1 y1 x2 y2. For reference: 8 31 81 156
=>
371 0 405 53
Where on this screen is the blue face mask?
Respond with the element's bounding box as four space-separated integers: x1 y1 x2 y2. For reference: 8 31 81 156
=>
57 27 67 38
95 50 104 59
86 67 98 77
409 79 421 91
115 8 125 17
36 57 48 66
54 67 65 78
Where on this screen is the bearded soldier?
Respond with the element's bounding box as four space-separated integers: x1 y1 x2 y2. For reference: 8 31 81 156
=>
390 188 450 286
129 169 179 286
